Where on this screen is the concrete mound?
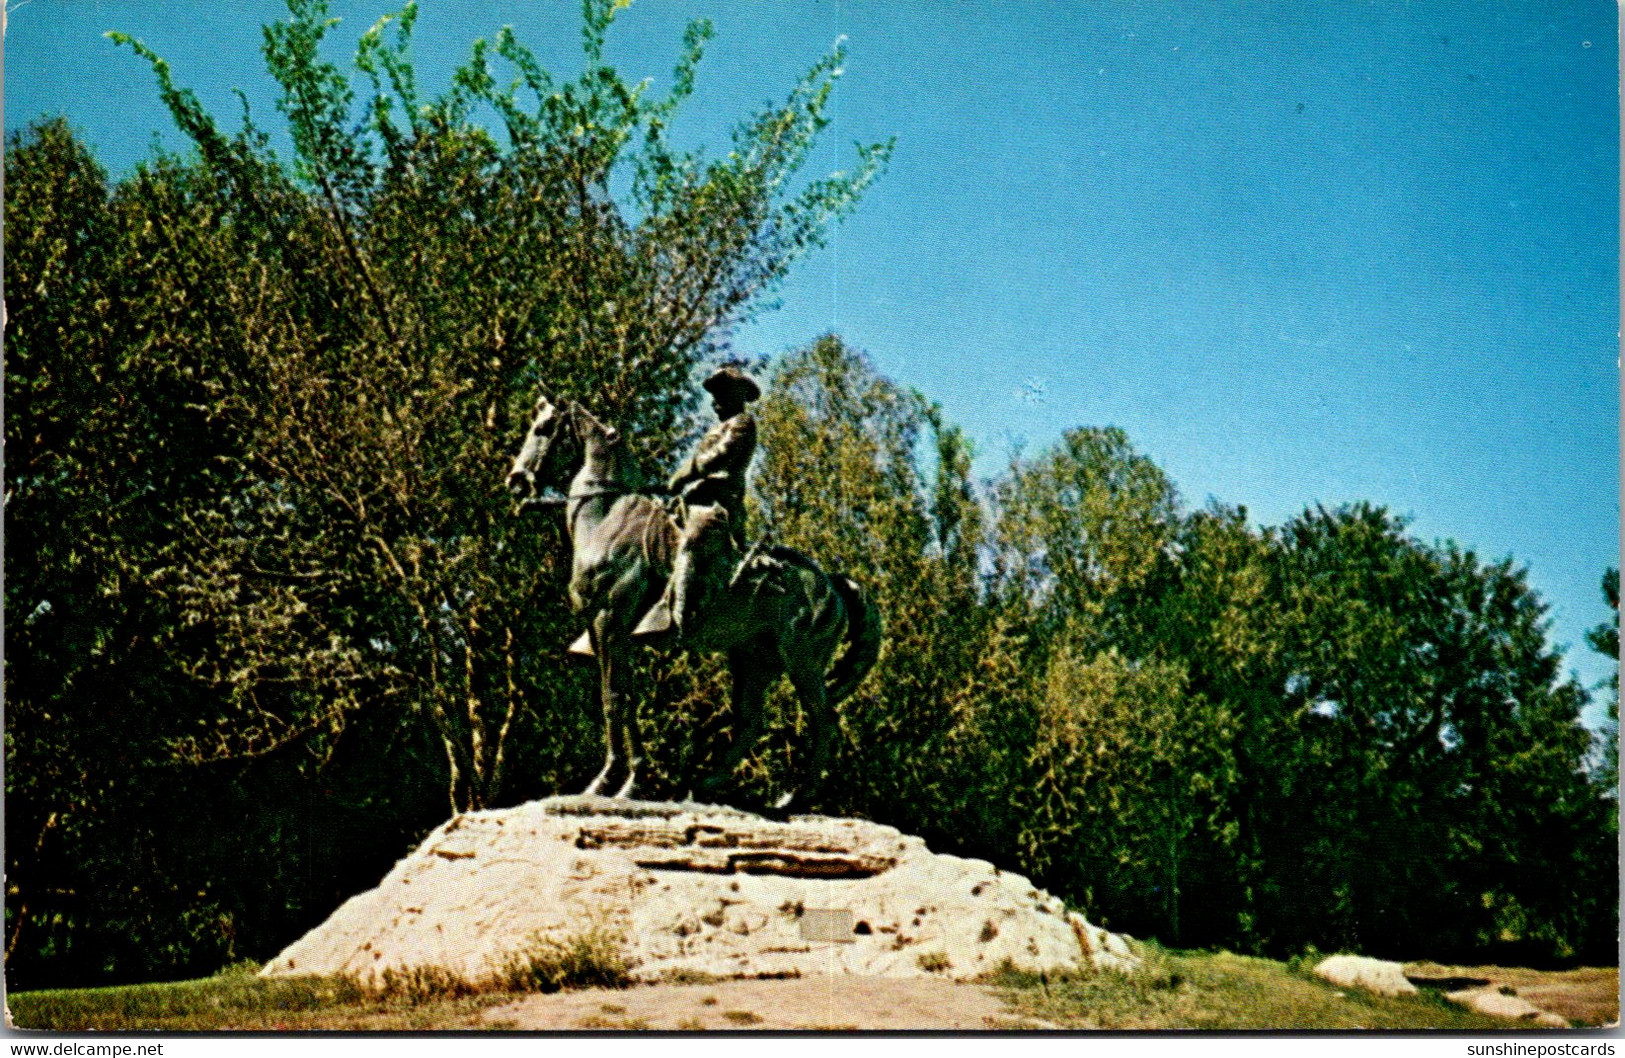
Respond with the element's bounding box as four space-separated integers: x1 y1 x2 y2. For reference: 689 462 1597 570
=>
261 796 1137 987
1314 955 1419 997
1451 989 1570 1028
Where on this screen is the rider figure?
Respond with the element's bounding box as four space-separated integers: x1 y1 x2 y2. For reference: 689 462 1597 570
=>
667 364 760 550
633 364 775 642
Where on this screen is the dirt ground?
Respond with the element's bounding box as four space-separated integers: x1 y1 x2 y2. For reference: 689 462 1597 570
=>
1404 962 1620 1027
483 976 1050 1031
481 963 1620 1031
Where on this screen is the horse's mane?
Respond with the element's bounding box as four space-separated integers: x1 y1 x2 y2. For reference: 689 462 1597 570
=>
628 495 677 570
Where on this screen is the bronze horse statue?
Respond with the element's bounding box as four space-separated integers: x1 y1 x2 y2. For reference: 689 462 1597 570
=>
506 395 880 808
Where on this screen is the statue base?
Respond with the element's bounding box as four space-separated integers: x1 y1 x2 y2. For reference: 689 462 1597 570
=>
260 796 1137 989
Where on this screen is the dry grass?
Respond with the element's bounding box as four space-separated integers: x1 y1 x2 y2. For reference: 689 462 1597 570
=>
490 929 633 994
659 967 727 986
576 1013 652 1029
10 931 634 1033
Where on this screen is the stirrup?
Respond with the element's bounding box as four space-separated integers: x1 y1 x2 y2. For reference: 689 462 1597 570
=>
632 596 675 639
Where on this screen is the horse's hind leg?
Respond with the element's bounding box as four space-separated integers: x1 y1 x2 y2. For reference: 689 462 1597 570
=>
695 634 779 801
777 658 835 812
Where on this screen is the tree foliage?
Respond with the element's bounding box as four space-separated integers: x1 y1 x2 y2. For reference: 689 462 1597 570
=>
6 0 887 988
993 425 1179 651
752 337 1008 833
5 0 1614 992
752 346 1614 965
1586 568 1619 790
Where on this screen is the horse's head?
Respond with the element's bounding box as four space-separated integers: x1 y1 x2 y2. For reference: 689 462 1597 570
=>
506 395 578 500
670 505 735 632
507 395 630 504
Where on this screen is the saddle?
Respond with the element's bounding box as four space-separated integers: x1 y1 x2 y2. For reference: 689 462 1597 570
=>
626 525 779 644
570 498 778 655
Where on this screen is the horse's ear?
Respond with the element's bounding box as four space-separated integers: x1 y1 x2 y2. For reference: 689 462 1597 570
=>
534 394 553 414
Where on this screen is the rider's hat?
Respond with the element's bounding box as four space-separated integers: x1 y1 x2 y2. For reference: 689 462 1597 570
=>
703 365 761 404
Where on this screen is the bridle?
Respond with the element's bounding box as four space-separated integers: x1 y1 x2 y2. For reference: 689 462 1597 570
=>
567 483 634 505
518 400 669 575
548 401 644 514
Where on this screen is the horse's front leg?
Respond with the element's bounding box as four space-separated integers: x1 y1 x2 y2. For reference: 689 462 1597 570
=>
591 608 643 799
611 628 644 799
583 614 622 796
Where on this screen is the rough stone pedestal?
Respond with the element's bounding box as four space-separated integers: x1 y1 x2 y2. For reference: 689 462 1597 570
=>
261 796 1137 987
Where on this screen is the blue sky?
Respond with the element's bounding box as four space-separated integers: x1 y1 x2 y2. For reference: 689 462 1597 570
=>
8 0 1619 711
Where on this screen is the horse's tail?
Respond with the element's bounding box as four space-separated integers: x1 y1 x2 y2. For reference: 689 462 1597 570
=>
825 574 882 705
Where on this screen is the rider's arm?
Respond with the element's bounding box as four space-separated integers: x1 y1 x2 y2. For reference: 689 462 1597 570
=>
669 416 755 490
666 454 696 493
693 416 755 477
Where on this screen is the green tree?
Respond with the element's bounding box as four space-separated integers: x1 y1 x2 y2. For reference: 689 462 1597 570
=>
1018 646 1197 939
5 115 460 991
992 425 1180 655
104 0 890 813
1269 505 1609 961
987 426 1217 940
1586 568 1618 790
1434 547 1615 963
752 336 1014 841
2 120 268 986
5 0 889 987
1137 503 1282 951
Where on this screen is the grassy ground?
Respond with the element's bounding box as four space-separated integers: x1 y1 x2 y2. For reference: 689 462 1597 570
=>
9 950 1609 1032
990 947 1560 1031
6 964 518 1032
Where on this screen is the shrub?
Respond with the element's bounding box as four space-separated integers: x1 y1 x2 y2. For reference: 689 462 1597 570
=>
491 929 633 994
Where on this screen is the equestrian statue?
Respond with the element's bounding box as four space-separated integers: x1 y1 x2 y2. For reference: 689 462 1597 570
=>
505 366 881 810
